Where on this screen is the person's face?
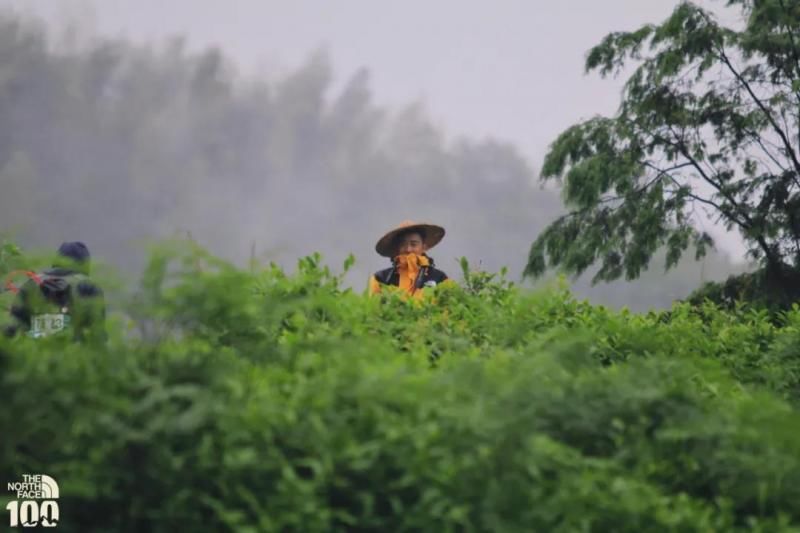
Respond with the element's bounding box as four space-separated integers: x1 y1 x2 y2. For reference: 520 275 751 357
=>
396 232 427 257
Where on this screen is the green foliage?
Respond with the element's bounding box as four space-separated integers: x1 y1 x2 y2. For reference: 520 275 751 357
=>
0 238 23 307
0 239 23 276
528 0 800 297
0 240 22 319
688 263 800 313
3 243 800 530
458 256 514 297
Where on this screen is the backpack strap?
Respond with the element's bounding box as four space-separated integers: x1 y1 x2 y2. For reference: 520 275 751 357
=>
414 266 429 290
374 267 397 285
4 270 43 294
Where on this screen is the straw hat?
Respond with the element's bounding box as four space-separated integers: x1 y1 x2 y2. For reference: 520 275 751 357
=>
375 220 446 257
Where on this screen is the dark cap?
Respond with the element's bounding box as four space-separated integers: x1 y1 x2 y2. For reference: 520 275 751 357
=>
57 241 91 263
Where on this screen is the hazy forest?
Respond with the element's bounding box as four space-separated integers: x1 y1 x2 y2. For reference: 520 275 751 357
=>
0 11 745 310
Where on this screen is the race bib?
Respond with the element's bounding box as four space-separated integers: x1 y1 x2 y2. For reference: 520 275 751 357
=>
28 314 69 338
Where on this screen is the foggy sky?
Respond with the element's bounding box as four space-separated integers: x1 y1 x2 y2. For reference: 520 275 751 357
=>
0 0 747 260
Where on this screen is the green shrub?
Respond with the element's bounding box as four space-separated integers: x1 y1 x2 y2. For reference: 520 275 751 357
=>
687 264 800 315
3 243 800 531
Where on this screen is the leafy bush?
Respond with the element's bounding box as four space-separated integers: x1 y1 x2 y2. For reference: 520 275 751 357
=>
3 243 800 531
687 265 800 315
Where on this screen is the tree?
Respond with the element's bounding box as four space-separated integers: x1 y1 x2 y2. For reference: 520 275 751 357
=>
525 0 800 294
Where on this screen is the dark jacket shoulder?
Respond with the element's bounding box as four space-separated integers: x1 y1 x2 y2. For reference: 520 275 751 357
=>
426 267 448 283
43 268 103 297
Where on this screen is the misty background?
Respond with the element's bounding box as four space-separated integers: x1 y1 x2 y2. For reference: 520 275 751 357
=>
0 1 749 310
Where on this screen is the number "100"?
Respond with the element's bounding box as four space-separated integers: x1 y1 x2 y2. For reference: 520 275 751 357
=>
6 500 59 528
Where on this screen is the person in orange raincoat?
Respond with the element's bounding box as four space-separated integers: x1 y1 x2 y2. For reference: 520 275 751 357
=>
368 220 452 299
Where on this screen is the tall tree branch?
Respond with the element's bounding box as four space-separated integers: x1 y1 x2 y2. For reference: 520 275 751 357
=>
716 46 800 177
665 129 782 266
646 161 744 227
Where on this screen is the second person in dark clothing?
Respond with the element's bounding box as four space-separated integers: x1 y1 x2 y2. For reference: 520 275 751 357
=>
4 241 106 342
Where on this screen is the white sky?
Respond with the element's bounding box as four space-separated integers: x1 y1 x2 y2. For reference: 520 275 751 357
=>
0 0 748 261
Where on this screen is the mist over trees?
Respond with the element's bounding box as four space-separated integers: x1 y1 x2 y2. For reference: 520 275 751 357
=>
0 11 743 310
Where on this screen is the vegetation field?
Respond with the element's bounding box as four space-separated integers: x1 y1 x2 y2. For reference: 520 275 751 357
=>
3 242 800 532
